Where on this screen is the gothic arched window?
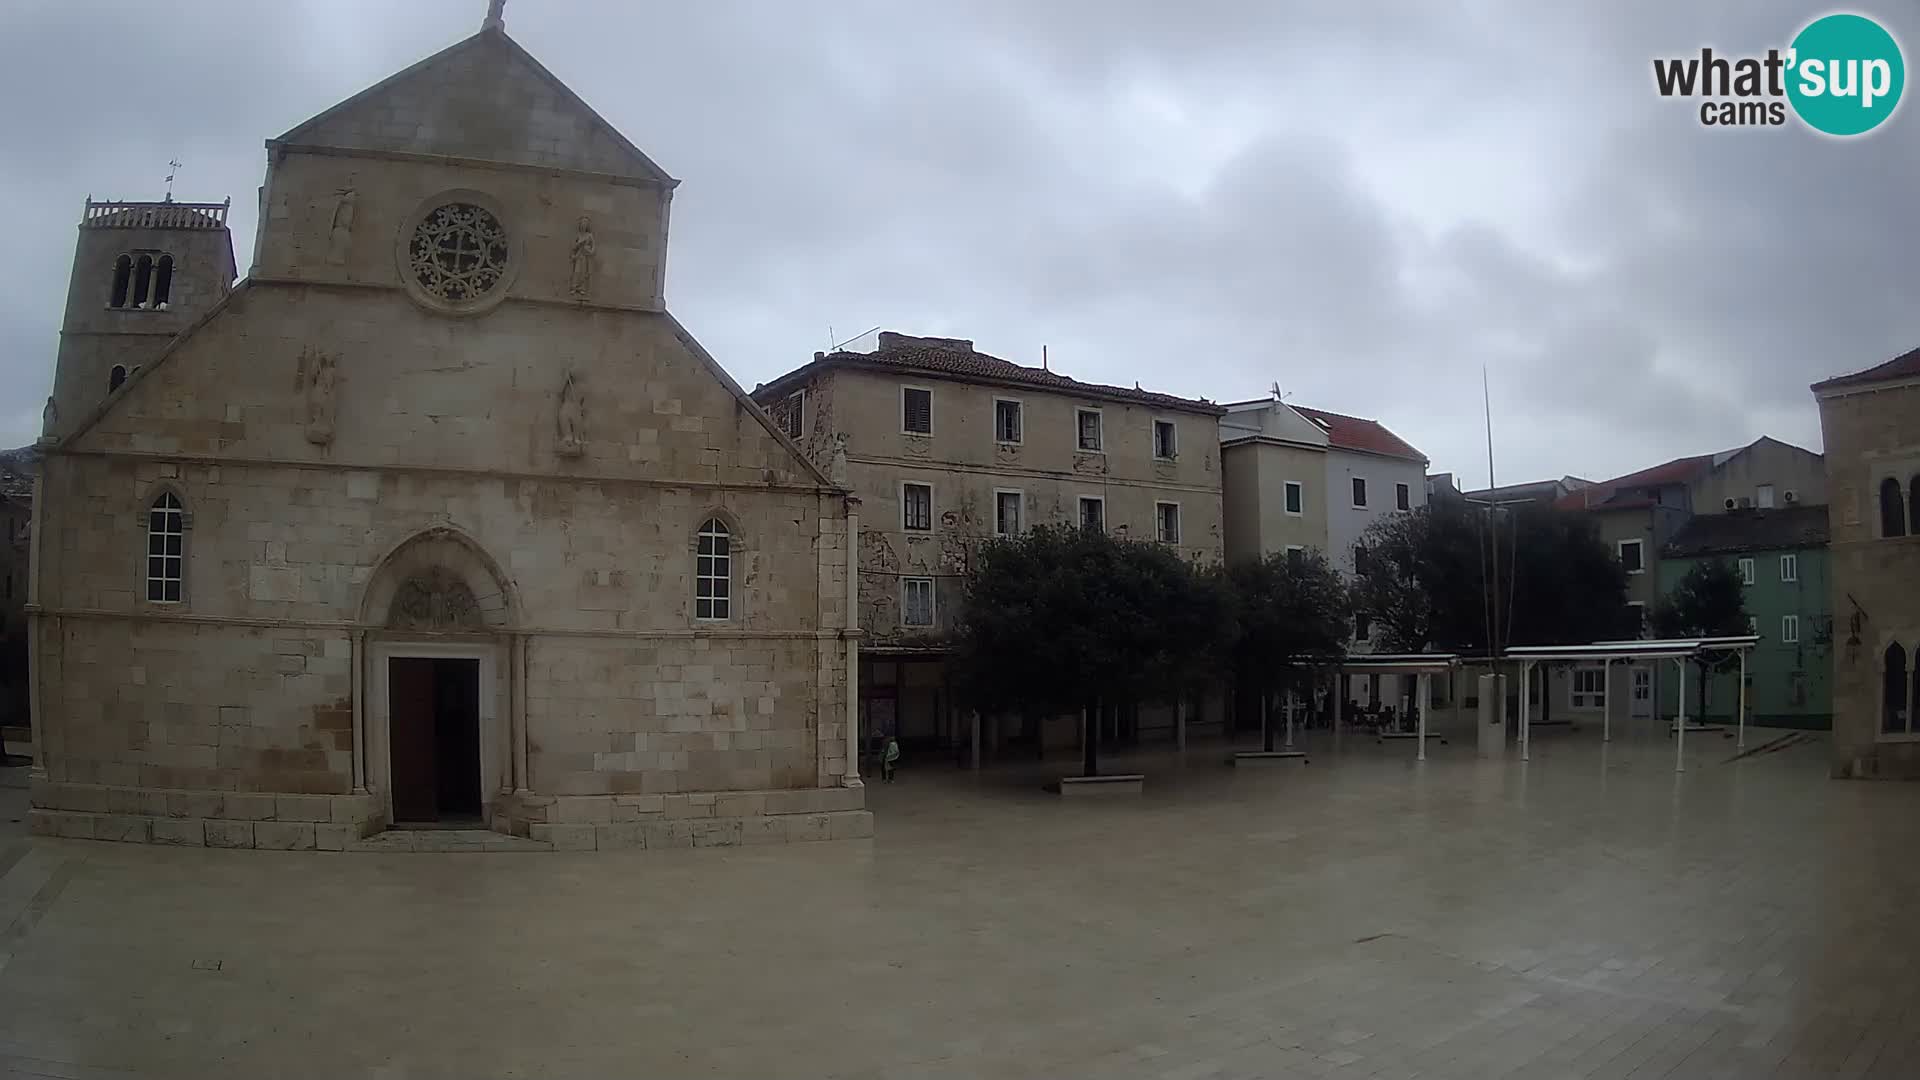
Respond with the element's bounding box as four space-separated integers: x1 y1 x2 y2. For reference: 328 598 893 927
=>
694 518 731 621
1886 642 1910 734
109 255 132 308
153 254 174 309
109 365 127 392
1880 477 1907 539
131 254 155 309
146 492 184 602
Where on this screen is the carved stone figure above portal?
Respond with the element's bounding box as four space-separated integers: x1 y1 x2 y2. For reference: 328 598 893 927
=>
556 370 586 457
297 346 338 446
568 215 595 299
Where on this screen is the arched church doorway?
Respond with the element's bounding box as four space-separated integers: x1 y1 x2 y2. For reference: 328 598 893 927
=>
359 530 518 827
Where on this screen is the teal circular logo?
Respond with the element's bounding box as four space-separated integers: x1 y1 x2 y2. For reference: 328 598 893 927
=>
1787 14 1905 136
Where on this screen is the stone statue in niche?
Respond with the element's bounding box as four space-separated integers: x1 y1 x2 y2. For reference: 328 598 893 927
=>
556 371 586 457
827 432 849 486
568 216 595 299
40 396 56 438
326 189 356 266
388 568 484 632
296 346 338 446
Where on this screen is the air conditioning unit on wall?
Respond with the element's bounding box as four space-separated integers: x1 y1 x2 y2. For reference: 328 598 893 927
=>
1784 489 1798 503
1724 498 1736 510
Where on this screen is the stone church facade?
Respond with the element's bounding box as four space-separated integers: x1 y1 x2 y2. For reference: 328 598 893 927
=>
28 20 868 849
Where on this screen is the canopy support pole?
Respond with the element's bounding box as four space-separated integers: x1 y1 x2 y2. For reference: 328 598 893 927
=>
1675 659 1688 774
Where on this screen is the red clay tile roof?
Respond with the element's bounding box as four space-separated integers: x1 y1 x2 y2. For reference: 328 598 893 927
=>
754 335 1223 414
1288 405 1426 462
1813 345 1920 391
1552 454 1717 511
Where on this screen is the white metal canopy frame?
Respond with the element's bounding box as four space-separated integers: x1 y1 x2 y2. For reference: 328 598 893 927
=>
1326 653 1463 762
1504 636 1761 772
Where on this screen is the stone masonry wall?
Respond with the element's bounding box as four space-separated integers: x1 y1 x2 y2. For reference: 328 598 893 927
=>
1818 381 1920 778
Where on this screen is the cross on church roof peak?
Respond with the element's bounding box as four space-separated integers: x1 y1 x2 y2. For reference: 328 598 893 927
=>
482 0 505 32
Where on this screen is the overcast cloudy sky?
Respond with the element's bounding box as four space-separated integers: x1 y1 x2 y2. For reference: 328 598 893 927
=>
3 0 1915 483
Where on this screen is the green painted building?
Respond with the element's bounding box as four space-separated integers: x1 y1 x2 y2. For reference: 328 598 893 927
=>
1657 506 1831 729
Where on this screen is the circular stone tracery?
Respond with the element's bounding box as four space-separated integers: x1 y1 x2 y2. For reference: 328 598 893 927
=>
408 203 510 304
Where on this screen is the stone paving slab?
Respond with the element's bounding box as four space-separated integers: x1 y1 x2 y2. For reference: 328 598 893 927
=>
0 727 1915 1078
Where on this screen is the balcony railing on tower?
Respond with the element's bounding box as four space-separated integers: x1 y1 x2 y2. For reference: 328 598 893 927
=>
82 197 230 231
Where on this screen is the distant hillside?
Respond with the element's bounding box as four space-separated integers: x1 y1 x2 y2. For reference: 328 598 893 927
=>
0 445 39 500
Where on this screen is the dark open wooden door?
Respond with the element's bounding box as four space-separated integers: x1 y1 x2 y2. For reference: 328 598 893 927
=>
389 657 439 823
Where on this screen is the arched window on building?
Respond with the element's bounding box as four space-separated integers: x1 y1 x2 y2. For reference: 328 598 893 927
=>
1880 477 1907 539
694 518 731 621
1911 475 1920 537
130 254 155 309
152 254 174 309
108 365 127 392
146 492 184 603
109 254 133 308
1885 642 1909 734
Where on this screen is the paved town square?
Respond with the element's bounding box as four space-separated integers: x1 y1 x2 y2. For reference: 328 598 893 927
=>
1 722 1916 1079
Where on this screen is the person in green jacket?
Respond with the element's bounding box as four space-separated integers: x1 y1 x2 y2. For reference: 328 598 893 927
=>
882 734 900 783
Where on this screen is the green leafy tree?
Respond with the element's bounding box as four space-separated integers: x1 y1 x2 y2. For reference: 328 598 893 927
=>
1650 559 1750 721
950 525 1233 777
1353 501 1488 653
1353 504 1633 723
1228 549 1350 751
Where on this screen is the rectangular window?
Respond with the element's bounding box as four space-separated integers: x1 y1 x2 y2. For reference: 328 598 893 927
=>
1153 419 1177 460
1353 544 1370 576
1351 477 1368 508
1618 539 1644 574
1738 557 1755 586
901 387 932 435
1078 496 1105 532
1076 408 1103 452
1748 615 1759 634
1354 611 1371 642
1571 667 1606 709
1395 482 1410 511
1756 483 1775 509
1284 481 1304 515
902 482 932 532
901 577 935 628
1156 502 1181 544
995 490 1022 537
1627 600 1647 638
779 390 804 440
1781 614 1800 643
1780 553 1798 582
994 399 1023 444
1285 545 1305 570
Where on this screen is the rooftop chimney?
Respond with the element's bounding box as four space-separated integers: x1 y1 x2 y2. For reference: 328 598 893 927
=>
877 331 972 353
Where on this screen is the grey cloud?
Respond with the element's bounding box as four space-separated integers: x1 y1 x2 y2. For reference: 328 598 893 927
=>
1 0 1911 488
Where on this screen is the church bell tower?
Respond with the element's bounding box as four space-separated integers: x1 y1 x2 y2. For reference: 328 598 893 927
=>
45 196 237 440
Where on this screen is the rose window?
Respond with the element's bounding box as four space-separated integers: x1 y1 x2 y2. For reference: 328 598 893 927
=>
408 203 510 303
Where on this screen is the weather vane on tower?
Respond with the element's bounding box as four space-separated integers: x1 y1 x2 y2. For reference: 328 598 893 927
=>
482 0 505 31
164 159 181 202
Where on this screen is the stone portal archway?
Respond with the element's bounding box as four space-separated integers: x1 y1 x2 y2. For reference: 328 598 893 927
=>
356 528 521 828
359 527 518 632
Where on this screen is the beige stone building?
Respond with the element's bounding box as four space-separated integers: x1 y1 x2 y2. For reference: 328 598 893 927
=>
27 15 868 848
1813 347 1920 779
753 333 1224 754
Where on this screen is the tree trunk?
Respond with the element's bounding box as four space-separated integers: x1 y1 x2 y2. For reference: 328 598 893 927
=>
1261 691 1275 752
1082 700 1099 777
